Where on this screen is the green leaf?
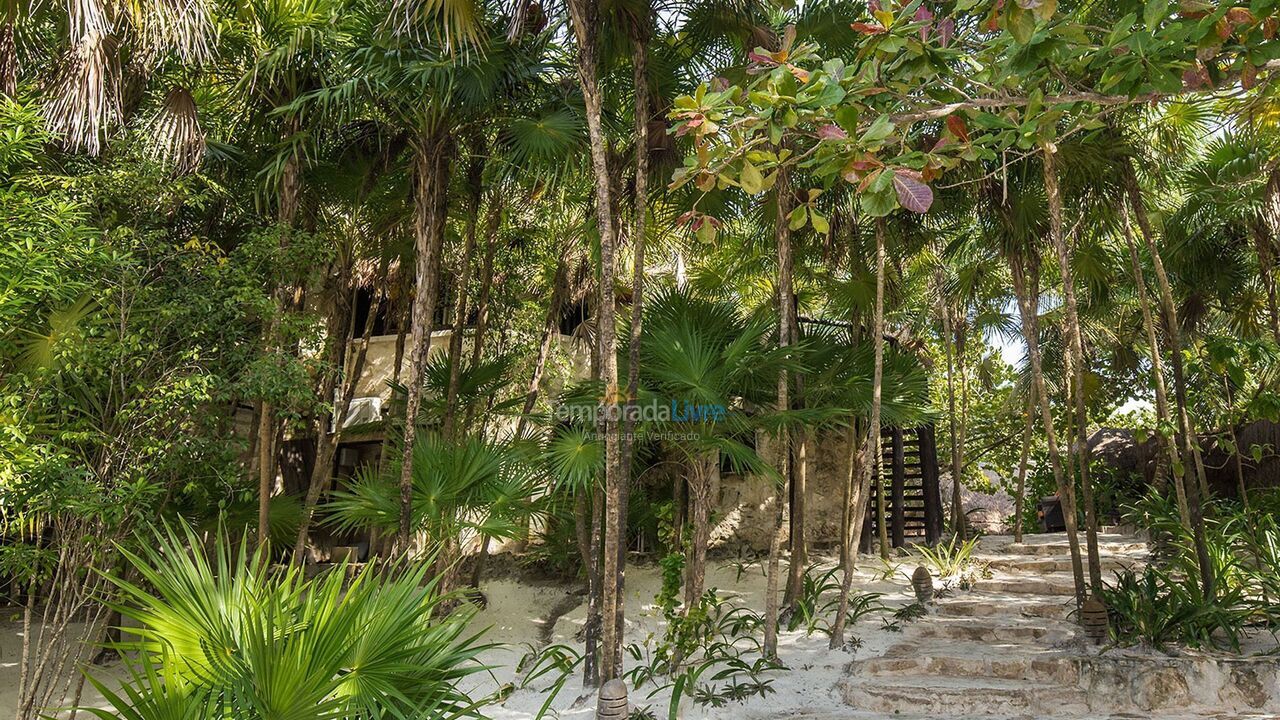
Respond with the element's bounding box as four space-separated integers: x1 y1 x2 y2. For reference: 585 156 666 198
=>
1144 0 1167 31
810 209 830 234
1007 3 1036 44
861 114 895 144
788 205 809 230
740 160 763 195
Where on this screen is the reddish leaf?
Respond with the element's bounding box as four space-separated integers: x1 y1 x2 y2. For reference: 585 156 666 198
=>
892 170 934 213
748 49 776 65
1242 62 1258 90
817 124 849 140
1225 7 1254 26
851 21 888 34
857 168 881 193
1265 16 1277 39
869 0 881 12
937 17 955 46
922 163 942 183
946 115 970 142
931 136 952 152
914 6 934 40
1182 66 1206 89
850 156 883 171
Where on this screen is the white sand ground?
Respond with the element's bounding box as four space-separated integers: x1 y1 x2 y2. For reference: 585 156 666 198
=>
5 544 1276 719
467 554 914 720
0 553 914 720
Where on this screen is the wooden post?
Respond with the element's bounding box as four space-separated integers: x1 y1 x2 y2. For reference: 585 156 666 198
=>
919 424 944 545
891 426 906 548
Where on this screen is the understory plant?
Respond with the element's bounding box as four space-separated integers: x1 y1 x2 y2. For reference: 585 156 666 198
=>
913 534 990 589
1106 491 1280 650
84 523 495 720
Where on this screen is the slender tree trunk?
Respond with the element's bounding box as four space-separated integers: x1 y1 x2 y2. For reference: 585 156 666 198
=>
1013 389 1035 543
867 221 888 562
829 421 863 648
0 21 15 98
293 264 354 561
783 339 808 611
1250 221 1280 345
1223 378 1249 510
1042 149 1102 592
257 147 303 549
397 134 452 550
764 171 794 660
1123 161 1215 598
613 25 650 671
1008 254 1087 609
1121 204 1191 530
565 0 624 675
830 220 887 644
516 255 570 438
295 269 383 559
583 483 604 685
684 453 715 609
444 158 486 439
935 245 966 538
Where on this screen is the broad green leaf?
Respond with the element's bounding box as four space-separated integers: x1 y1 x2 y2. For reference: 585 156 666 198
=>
1144 0 1168 31
861 114 895 144
810 209 830 234
740 161 763 195
788 205 808 230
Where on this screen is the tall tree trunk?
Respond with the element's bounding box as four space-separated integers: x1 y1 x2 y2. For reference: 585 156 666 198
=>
583 483 603 686
939 273 965 536
1124 162 1215 597
1008 254 1087 609
828 421 862 648
784 331 808 611
830 220 887 645
1121 204 1191 530
397 133 452 550
613 24 650 671
258 146 303 549
866 221 888 563
763 171 793 660
1042 149 1102 593
1012 389 1035 543
444 153 486 439
565 0 624 679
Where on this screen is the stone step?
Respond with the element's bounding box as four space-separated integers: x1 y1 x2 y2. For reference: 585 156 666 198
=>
840 675 1091 716
936 594 1076 620
911 616 1077 643
984 554 1143 573
978 532 1147 557
978 574 1080 596
855 644 1081 683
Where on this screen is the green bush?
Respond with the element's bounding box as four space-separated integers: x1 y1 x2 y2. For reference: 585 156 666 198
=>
85 522 495 720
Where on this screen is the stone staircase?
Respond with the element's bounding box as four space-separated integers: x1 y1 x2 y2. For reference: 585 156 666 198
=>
835 530 1280 718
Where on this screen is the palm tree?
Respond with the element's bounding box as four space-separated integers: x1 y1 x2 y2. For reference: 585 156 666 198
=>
327 433 541 588
630 286 793 609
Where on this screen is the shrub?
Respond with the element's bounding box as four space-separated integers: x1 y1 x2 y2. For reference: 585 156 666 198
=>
84 522 495 720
